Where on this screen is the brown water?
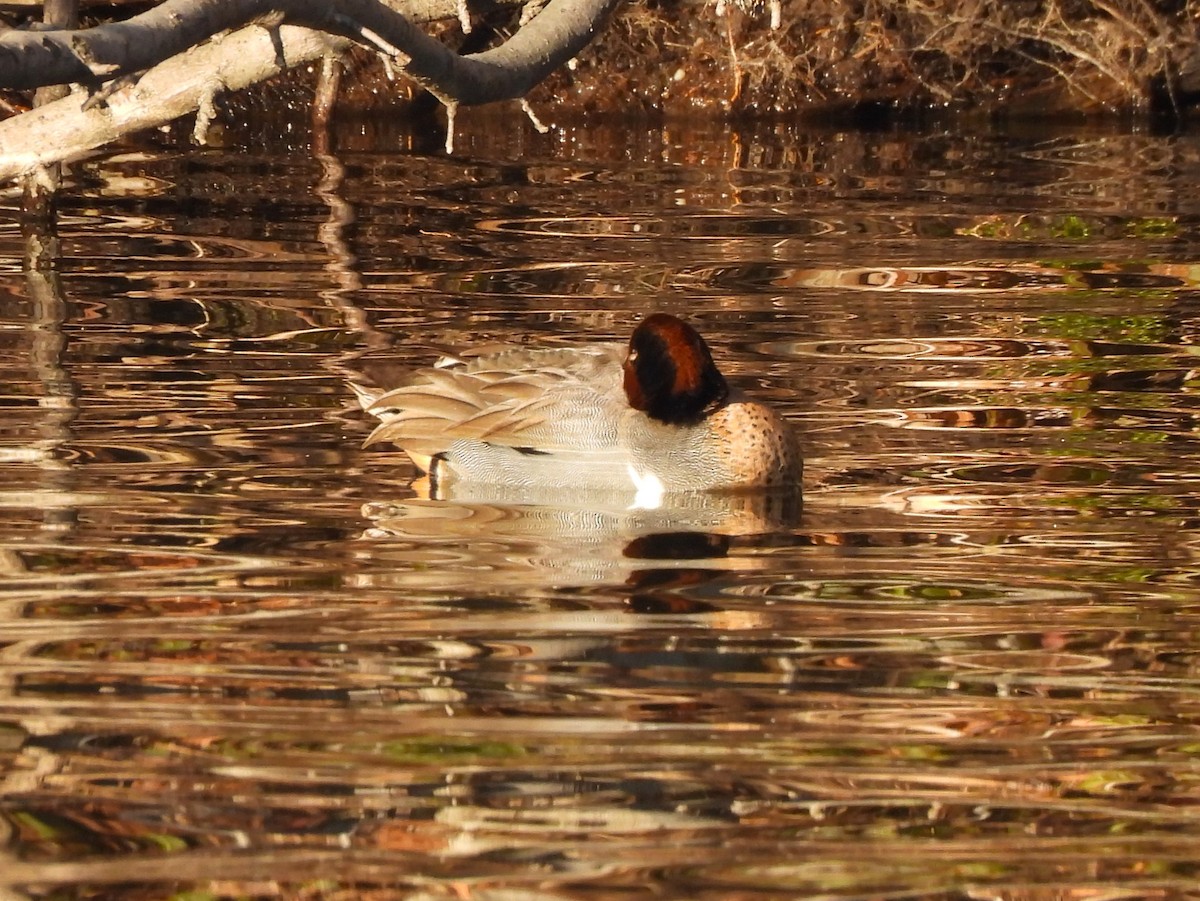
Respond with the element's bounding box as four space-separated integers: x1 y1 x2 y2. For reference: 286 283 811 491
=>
3 113 1200 899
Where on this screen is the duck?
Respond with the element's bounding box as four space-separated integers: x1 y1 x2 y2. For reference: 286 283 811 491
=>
352 313 800 506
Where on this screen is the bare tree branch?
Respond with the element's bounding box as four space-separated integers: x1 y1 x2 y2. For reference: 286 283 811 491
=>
0 0 619 104
20 0 79 215
0 0 618 181
0 23 347 180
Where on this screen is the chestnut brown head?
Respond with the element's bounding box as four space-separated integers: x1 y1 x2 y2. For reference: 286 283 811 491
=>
623 314 729 425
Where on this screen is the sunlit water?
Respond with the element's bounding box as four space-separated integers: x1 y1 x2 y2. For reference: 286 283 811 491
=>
3 112 1200 898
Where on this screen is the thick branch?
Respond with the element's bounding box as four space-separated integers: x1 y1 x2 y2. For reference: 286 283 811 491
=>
0 0 370 88
0 0 619 104
0 24 345 180
0 0 616 180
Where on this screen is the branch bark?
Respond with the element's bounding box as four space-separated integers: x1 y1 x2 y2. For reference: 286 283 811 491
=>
0 0 618 180
0 23 345 180
20 0 79 221
0 0 616 101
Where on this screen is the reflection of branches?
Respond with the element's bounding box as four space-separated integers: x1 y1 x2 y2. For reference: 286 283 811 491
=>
21 221 80 542
313 54 359 295
23 268 77 463
311 57 393 356
22 155 78 474
10 2 80 545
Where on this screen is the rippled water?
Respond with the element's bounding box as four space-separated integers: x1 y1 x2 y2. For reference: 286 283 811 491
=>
3 114 1200 898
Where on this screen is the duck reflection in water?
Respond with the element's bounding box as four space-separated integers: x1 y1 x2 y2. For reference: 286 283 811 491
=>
351 313 802 584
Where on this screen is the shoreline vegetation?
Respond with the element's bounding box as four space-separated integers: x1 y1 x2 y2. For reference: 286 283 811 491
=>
1 0 1197 182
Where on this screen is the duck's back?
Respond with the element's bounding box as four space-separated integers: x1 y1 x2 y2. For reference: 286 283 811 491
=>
356 343 635 489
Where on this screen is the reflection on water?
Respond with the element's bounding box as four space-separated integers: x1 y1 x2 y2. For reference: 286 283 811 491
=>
3 119 1200 897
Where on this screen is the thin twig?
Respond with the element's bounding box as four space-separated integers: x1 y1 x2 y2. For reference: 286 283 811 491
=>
519 97 549 132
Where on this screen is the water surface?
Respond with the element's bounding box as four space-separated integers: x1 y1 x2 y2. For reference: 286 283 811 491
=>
3 114 1200 898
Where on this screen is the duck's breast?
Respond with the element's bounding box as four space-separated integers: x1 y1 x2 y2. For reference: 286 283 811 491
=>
620 396 801 491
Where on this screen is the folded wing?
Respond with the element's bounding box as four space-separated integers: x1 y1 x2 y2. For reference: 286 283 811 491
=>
355 344 628 477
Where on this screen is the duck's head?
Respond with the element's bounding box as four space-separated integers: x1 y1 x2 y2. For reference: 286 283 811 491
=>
623 313 729 425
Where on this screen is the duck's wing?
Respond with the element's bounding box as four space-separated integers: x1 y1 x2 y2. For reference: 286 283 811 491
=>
359 344 627 465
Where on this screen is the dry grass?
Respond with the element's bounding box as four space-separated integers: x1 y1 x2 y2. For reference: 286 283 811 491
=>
553 0 1200 117
6 0 1195 120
